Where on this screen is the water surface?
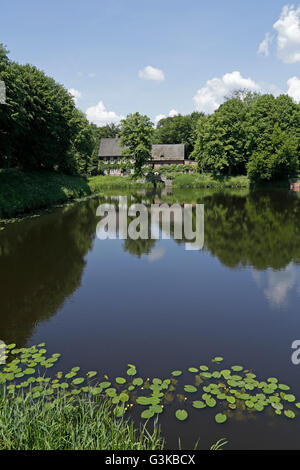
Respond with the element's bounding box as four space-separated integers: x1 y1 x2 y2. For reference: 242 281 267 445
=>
1 188 300 449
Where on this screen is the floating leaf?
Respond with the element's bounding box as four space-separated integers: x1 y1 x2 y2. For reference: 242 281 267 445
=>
171 370 182 377
215 413 227 424
184 385 197 393
192 401 206 409
175 409 188 421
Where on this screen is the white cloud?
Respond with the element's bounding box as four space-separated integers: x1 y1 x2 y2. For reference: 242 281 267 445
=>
86 101 124 126
88 73 96 78
273 5 300 63
154 109 179 125
193 71 261 114
147 247 166 262
68 88 82 104
168 109 179 117
287 76 300 102
138 65 165 82
258 32 273 56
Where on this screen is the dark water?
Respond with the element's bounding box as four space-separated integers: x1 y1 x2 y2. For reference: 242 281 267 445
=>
1 188 300 450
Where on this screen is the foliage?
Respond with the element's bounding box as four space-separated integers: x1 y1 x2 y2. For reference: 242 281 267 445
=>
0 169 91 219
0 45 95 175
192 90 300 181
172 173 250 188
0 343 300 449
154 112 205 157
120 113 154 176
247 124 299 182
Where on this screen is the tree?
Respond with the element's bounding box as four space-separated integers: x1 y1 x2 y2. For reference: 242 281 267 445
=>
119 112 154 176
192 96 249 175
247 124 298 182
154 112 204 157
0 46 96 174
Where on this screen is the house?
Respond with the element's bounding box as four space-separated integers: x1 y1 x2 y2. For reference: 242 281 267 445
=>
98 137 196 175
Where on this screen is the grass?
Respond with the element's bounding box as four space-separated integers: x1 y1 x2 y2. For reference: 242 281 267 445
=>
172 173 250 189
88 175 156 191
0 391 226 450
0 169 255 221
0 170 159 220
0 169 92 219
0 391 163 450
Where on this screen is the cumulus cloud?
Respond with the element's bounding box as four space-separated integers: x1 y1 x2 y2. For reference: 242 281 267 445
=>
138 65 165 81
86 101 124 126
258 32 273 56
193 71 261 114
68 88 82 104
154 109 179 125
287 76 300 102
273 5 300 63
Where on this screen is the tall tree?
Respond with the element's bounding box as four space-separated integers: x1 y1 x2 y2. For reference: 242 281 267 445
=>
154 112 204 157
119 112 154 176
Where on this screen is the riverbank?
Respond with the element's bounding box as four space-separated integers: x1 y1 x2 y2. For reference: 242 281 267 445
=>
0 169 294 221
0 170 154 220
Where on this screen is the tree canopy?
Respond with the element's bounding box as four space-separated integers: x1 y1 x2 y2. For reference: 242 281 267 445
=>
120 112 154 175
0 44 95 175
192 91 300 182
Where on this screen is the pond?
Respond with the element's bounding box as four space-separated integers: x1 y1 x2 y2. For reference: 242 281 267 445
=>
1 187 300 450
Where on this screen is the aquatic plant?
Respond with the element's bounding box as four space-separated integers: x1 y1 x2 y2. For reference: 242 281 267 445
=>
0 342 299 427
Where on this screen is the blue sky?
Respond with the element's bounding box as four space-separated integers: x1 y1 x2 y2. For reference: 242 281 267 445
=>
2 0 300 125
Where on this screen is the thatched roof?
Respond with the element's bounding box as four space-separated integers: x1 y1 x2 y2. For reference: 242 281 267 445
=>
152 144 185 161
99 137 124 157
99 138 185 161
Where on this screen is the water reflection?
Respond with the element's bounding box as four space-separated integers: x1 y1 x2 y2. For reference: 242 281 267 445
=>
1 188 300 347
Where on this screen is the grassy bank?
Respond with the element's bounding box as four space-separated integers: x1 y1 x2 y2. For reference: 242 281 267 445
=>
0 169 92 219
0 392 163 450
172 174 250 189
88 175 156 191
0 170 155 220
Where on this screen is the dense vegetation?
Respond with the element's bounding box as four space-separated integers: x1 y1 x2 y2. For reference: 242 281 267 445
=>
0 45 97 175
1 43 300 187
191 91 300 182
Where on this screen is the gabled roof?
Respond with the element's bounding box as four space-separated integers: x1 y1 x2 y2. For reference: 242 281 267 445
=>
152 144 185 161
99 138 185 161
99 137 123 157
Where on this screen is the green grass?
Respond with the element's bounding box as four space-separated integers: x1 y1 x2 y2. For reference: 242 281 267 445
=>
0 169 92 219
0 170 158 220
88 175 155 191
172 173 250 189
0 392 163 450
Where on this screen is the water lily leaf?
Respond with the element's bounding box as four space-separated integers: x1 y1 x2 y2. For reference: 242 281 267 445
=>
141 409 155 419
188 367 198 373
87 371 97 378
192 401 206 409
215 413 227 424
284 410 295 419
72 378 84 385
171 370 182 377
184 385 197 393
175 409 188 421
115 377 126 385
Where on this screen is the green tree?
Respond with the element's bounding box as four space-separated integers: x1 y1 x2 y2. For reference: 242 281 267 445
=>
119 112 154 176
0 46 96 174
154 112 204 157
192 97 250 175
247 124 298 182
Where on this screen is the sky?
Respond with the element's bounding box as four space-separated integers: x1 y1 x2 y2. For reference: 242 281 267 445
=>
2 0 300 126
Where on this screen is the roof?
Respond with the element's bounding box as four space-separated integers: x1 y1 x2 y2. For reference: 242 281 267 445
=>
151 144 185 161
99 138 185 161
99 137 124 157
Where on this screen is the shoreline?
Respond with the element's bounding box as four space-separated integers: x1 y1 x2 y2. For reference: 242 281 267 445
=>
0 169 295 224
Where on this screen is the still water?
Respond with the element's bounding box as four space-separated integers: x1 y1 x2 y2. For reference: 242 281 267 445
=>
1 188 300 449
